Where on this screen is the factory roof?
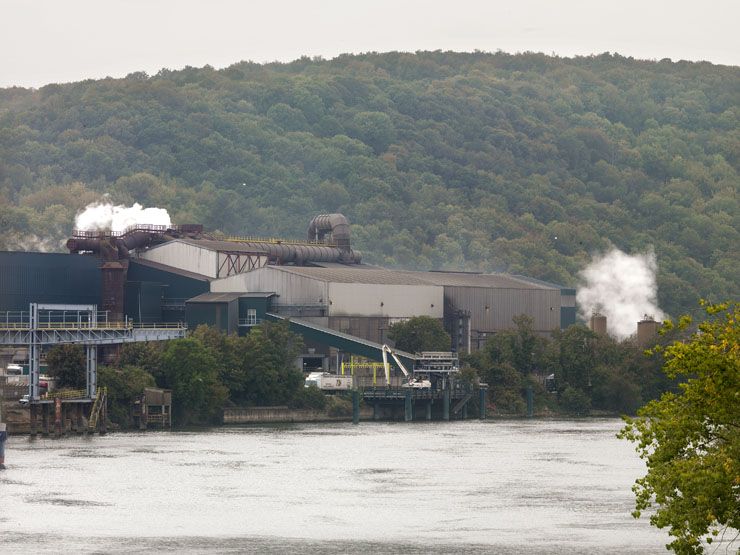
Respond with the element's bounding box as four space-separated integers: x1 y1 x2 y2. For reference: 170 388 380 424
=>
130 258 211 281
270 266 439 285
186 292 244 303
170 237 271 254
401 270 557 290
267 266 557 289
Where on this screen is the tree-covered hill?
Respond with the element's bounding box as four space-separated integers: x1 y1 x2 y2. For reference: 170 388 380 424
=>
0 51 737 317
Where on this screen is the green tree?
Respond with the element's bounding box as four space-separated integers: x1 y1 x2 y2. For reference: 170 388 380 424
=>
349 111 396 154
159 338 228 425
619 302 740 554
388 316 451 353
46 344 86 389
98 365 156 427
241 321 304 406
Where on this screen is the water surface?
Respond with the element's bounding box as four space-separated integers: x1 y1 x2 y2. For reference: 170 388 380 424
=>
0 419 669 553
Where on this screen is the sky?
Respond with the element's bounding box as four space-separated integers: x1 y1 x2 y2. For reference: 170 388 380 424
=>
2 0 738 88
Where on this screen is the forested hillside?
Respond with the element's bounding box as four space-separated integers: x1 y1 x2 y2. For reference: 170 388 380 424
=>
0 51 737 317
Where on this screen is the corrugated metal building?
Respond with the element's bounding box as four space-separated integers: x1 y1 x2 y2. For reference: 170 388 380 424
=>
185 292 242 333
138 238 269 279
211 265 444 344
0 232 576 355
0 252 101 310
395 271 562 352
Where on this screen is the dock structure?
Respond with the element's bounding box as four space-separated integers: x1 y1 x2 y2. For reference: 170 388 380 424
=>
362 383 487 422
0 303 185 436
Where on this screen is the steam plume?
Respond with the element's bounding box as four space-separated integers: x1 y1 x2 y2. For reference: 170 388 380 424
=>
576 247 665 340
75 201 171 232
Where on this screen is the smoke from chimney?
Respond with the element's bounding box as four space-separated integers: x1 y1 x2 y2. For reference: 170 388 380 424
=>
75 200 171 232
576 247 665 341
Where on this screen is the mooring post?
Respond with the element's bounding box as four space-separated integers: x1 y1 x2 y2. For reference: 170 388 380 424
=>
526 386 534 418
0 422 7 469
479 388 487 419
76 404 83 434
443 389 450 421
426 400 432 421
54 398 62 438
404 390 412 422
373 403 380 421
30 404 38 438
41 405 49 436
352 390 360 425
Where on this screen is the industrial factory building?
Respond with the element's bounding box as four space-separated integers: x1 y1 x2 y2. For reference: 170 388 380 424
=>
0 214 576 362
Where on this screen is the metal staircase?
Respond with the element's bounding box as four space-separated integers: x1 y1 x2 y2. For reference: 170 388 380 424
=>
88 388 106 432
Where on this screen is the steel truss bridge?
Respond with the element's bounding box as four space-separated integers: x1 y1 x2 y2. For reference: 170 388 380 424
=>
0 304 186 401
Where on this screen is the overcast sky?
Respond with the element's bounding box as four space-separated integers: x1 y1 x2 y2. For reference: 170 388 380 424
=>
2 0 738 88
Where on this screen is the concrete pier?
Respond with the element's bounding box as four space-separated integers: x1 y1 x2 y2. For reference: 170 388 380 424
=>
352 390 360 425
404 391 412 422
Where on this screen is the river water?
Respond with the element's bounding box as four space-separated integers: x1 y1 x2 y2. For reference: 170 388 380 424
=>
0 419 670 554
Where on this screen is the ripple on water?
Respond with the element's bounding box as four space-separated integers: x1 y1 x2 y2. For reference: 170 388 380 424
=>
24 495 112 507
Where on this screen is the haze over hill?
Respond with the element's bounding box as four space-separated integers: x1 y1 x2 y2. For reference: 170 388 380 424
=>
0 51 737 318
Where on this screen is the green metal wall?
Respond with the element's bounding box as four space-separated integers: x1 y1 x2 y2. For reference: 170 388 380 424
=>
125 281 164 323
127 261 209 301
186 302 237 333
127 260 209 323
0 252 101 311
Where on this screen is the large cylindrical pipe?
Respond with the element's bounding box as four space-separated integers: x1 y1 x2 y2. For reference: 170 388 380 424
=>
66 237 102 253
230 241 361 264
307 214 352 254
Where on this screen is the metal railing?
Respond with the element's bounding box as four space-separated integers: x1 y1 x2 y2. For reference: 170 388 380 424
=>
238 318 263 327
0 315 186 331
70 223 199 239
46 389 87 401
222 234 336 247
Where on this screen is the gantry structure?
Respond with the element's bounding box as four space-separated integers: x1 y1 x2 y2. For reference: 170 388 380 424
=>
0 304 186 401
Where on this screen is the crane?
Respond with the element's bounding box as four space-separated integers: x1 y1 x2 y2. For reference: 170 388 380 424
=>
381 344 431 389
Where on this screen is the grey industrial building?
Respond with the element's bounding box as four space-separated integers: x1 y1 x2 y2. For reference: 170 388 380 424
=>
0 214 576 366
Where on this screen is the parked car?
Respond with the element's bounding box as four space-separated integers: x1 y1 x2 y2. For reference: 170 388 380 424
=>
18 394 30 405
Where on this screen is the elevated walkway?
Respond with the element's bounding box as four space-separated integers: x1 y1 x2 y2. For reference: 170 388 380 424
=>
0 322 186 346
265 313 416 367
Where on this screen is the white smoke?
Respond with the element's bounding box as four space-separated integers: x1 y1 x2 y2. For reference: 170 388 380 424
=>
75 201 171 232
576 247 665 340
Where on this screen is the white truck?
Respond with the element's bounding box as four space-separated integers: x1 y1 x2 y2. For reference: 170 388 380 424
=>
304 372 353 391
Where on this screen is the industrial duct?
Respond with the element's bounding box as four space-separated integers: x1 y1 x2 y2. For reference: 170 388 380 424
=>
307 214 353 261
227 241 361 265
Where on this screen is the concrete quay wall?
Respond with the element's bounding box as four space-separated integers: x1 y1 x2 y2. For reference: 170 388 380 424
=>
223 405 372 424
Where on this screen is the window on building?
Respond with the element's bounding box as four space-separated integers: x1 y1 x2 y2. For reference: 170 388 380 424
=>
246 308 257 325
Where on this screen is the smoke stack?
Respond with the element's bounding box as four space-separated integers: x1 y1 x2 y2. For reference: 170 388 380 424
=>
589 313 607 335
637 315 659 347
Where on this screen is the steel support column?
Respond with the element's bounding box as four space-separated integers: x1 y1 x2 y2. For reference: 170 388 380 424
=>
86 345 97 398
443 389 450 421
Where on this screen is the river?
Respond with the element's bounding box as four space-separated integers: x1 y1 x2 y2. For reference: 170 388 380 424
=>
0 419 669 553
